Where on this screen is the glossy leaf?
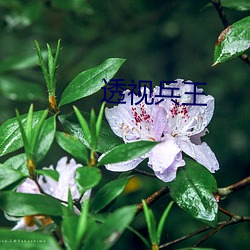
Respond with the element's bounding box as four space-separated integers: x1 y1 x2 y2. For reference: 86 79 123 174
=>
97 141 159 166
213 16 250 65
91 176 132 213
75 167 102 194
0 164 27 190
0 76 46 102
0 192 65 216
59 113 123 153
0 111 44 157
59 58 125 106
56 131 89 165
168 159 218 227
83 205 137 250
0 228 60 250
221 0 250 11
36 116 56 162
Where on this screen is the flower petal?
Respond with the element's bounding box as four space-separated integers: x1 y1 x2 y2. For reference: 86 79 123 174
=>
105 156 145 172
148 138 185 182
179 139 219 173
156 79 215 136
16 178 40 194
105 89 167 142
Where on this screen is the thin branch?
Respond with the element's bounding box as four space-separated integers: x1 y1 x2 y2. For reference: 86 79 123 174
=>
136 186 169 215
159 216 250 249
218 206 235 218
134 169 156 178
159 224 212 249
218 176 250 198
193 216 250 247
211 0 250 66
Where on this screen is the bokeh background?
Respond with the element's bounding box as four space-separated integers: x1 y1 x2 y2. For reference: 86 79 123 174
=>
0 0 249 249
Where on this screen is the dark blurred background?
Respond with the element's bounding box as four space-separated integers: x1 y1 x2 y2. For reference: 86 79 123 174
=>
0 0 249 249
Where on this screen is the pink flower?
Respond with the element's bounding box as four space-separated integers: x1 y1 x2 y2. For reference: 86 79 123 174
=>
12 157 90 231
103 79 219 182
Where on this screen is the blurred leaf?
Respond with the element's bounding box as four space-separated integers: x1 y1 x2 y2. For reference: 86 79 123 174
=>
75 167 102 194
0 76 46 102
36 169 59 181
213 16 250 65
0 164 27 190
0 228 60 250
0 192 65 216
91 176 132 213
83 205 137 250
97 141 158 166
52 0 93 14
59 113 123 153
176 248 216 250
168 159 218 227
0 0 21 8
0 111 44 157
221 0 250 11
36 116 56 162
59 58 126 107
56 131 89 165
4 1 44 30
0 51 47 74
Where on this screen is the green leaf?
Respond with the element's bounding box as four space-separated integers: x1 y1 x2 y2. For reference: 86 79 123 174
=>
0 228 60 250
75 167 102 194
91 176 132 213
221 0 250 11
4 153 28 175
142 200 157 245
83 205 137 250
59 112 123 153
36 116 56 162
59 58 125 106
0 76 46 102
213 16 250 65
62 215 80 250
56 131 89 165
36 169 59 181
0 164 27 190
168 159 218 227
0 110 44 157
0 192 65 216
157 201 174 244
73 106 91 147
96 102 105 140
89 108 97 150
97 141 159 166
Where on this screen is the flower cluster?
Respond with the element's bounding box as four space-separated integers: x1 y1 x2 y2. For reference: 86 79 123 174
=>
103 79 219 182
11 157 89 231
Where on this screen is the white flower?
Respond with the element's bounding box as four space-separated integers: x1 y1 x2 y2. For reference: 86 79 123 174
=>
103 79 219 182
12 157 90 231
